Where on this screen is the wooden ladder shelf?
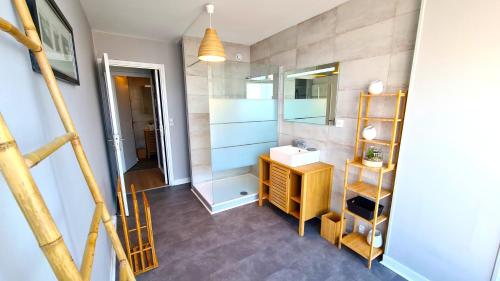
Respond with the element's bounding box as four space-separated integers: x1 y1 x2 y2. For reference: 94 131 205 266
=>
117 183 158 275
0 1 136 280
338 90 407 269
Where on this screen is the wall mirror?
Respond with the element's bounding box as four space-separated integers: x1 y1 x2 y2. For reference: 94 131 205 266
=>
283 62 339 125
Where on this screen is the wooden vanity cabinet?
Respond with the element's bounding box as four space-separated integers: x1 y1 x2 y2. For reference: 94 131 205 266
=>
259 154 334 236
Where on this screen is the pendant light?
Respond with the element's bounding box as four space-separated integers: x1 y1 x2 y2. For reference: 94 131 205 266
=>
198 4 226 62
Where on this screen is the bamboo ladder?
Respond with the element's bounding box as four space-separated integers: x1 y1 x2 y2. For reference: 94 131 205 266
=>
337 90 407 269
0 1 136 280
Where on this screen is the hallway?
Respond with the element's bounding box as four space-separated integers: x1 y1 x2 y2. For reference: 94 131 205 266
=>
125 158 166 193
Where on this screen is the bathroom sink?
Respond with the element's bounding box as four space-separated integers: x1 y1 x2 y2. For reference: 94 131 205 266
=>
270 145 320 167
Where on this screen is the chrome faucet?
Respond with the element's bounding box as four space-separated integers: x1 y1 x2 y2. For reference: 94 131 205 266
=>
292 139 306 149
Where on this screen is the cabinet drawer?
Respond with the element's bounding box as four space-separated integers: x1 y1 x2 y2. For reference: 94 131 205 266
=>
269 164 290 212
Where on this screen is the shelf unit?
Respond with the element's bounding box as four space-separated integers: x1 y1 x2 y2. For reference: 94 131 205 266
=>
338 90 407 269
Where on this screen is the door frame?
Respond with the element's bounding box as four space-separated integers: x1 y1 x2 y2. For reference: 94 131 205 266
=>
98 58 175 187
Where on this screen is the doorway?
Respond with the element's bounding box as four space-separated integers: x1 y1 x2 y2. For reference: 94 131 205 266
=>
112 74 164 192
98 54 174 215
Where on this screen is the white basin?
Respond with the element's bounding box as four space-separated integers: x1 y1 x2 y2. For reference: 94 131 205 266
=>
270 145 320 167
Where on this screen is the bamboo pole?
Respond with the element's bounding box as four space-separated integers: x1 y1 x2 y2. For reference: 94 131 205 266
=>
353 93 364 161
387 90 403 168
143 192 158 267
80 203 103 281
367 167 384 269
338 160 350 250
131 185 146 270
0 115 82 281
119 260 128 281
10 1 137 279
0 17 41 51
23 132 76 168
117 182 133 265
359 92 372 163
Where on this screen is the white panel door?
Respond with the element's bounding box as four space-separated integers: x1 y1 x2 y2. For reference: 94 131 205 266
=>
101 53 128 215
152 69 168 184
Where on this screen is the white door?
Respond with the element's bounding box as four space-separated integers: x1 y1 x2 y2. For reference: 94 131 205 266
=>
101 53 129 215
111 75 138 171
152 70 169 184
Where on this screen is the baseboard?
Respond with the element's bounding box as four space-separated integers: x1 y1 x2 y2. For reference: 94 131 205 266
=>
191 188 213 214
381 255 429 281
172 177 191 186
109 216 117 281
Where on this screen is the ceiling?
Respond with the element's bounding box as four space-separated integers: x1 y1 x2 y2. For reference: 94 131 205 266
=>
79 0 348 45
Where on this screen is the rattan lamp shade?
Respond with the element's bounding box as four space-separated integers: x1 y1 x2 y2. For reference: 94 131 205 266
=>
198 28 226 62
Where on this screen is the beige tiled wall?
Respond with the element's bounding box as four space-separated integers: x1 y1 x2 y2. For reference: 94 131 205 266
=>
250 0 421 214
182 36 252 184
182 37 211 184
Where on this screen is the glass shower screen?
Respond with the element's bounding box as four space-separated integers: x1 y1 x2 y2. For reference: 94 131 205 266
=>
207 60 278 212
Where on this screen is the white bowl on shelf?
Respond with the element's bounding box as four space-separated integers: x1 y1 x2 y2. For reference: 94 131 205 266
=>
362 125 377 140
368 80 384 95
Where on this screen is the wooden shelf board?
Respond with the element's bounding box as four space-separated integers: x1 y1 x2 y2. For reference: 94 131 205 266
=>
361 117 401 122
262 179 270 186
341 232 383 260
359 139 398 146
346 181 391 200
290 210 300 219
344 209 388 225
291 196 301 204
262 192 268 200
347 160 394 173
361 93 406 97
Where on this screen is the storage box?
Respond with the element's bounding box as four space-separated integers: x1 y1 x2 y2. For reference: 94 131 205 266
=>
346 196 384 220
321 212 342 245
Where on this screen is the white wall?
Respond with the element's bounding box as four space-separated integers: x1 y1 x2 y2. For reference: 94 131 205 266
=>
0 0 114 280
92 31 191 182
384 0 500 280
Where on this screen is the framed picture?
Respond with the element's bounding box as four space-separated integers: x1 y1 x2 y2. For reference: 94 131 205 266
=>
27 0 80 85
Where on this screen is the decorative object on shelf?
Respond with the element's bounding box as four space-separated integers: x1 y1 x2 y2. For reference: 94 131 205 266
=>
362 125 377 140
367 229 383 248
198 4 226 62
338 90 407 269
321 212 342 245
362 146 383 168
368 80 384 95
27 0 80 84
346 196 384 220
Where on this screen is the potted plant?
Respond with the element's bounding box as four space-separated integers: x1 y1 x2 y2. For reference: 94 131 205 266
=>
362 146 383 168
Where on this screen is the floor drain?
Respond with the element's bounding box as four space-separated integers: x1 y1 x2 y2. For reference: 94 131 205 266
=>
240 191 248 195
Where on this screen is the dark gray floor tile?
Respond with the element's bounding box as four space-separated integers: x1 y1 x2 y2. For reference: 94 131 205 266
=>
130 185 400 281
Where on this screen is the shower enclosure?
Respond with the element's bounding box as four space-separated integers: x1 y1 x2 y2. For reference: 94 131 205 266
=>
183 38 278 213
